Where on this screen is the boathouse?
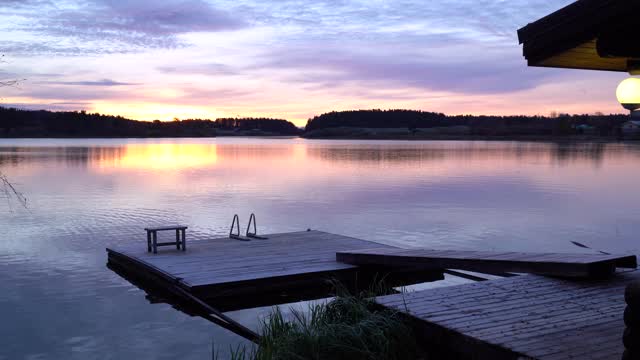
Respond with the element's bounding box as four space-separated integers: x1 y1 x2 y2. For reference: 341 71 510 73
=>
518 0 640 74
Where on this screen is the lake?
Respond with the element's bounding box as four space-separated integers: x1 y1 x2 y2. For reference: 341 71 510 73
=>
2 138 640 359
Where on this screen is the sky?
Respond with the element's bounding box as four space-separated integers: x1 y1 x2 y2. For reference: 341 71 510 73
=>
0 0 631 126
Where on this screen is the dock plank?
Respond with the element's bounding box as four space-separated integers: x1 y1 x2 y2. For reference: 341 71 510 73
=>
337 248 637 278
107 230 444 310
376 270 639 360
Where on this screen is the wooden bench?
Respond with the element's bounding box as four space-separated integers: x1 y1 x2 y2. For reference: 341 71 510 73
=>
144 225 187 254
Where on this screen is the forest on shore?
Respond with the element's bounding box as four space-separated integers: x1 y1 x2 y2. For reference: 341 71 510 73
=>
303 109 630 139
0 106 631 139
0 107 301 137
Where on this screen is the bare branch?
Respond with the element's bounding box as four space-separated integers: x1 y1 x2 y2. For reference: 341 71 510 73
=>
0 171 28 210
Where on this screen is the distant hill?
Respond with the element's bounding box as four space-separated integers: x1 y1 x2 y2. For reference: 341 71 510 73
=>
0 107 301 137
304 109 628 139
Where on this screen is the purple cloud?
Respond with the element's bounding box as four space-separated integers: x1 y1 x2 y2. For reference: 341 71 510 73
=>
2 102 93 112
230 0 578 95
256 41 561 95
44 79 138 86
12 84 141 102
157 63 239 76
3 0 246 52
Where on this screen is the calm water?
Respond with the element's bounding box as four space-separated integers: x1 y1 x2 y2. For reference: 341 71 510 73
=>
2 138 640 359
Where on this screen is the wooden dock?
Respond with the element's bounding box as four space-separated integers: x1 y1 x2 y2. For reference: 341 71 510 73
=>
337 248 637 278
107 230 444 312
107 229 639 358
376 269 640 360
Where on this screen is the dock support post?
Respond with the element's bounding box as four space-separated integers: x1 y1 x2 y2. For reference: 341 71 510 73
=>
152 231 157 254
624 282 640 360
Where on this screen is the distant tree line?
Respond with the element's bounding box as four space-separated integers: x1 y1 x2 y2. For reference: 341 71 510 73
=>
304 109 629 137
1 107 630 139
212 117 300 135
0 107 301 137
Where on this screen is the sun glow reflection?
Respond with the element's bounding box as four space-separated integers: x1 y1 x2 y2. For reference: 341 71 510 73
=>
94 143 218 170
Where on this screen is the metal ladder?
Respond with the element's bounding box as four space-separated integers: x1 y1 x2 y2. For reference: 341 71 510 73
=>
229 213 269 241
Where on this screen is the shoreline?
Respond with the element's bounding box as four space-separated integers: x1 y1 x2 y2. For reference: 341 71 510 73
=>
300 134 633 142
0 134 298 139
0 134 637 143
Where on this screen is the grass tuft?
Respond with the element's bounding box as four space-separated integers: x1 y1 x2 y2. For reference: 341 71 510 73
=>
215 280 420 360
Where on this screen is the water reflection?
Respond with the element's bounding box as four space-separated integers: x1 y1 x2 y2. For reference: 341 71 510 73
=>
2 141 640 171
0 142 304 170
306 141 632 167
2 138 640 359
93 144 218 170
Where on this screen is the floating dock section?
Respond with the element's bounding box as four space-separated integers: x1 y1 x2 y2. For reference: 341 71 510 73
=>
107 230 443 312
337 248 637 278
376 270 640 359
338 247 638 359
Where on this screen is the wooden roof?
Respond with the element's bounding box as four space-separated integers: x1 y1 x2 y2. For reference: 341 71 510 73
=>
518 0 640 73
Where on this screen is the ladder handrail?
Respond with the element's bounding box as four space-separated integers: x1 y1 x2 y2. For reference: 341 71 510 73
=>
229 214 240 238
246 213 268 239
246 213 257 237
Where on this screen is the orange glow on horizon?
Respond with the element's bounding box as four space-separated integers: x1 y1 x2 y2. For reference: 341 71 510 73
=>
2 76 625 129
90 102 220 123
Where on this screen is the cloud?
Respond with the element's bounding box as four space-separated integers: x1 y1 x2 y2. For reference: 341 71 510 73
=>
157 63 239 76
233 0 577 95
44 0 245 46
0 40 135 57
2 0 618 118
257 39 559 95
6 79 252 107
0 0 50 6
229 0 575 42
10 84 141 102
174 86 254 105
2 0 247 53
0 0 575 59
44 79 138 86
2 101 93 112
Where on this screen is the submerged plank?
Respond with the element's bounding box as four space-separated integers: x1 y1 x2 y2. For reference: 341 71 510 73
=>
336 248 637 278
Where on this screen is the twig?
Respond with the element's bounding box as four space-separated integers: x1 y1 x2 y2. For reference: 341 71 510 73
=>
0 171 28 209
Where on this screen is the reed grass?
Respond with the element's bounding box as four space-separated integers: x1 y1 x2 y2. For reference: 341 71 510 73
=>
214 280 420 360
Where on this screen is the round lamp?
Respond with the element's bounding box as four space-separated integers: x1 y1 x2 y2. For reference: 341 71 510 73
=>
616 77 640 112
